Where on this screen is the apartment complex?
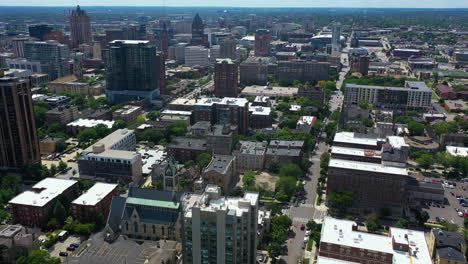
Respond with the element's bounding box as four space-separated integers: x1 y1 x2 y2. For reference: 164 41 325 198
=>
185 46 209 67
239 56 276 85
344 81 432 109
8 178 79 227
24 40 70 80
105 40 162 104
214 58 238 98
45 105 80 125
166 138 208 163
254 29 271 56
71 183 119 223
78 129 143 183
234 141 267 173
276 60 330 83
182 185 259 264
317 217 431 264
0 75 40 170
202 155 237 193
113 105 143 125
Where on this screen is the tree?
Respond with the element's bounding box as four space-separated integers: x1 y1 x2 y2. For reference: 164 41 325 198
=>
432 122 458 136
415 211 430 225
54 142 67 153
49 164 57 176
53 200 67 224
57 160 68 172
16 250 61 264
242 171 257 191
196 153 212 171
95 124 111 138
143 129 164 144
328 190 354 215
394 218 410 228
136 114 146 126
34 106 48 127
366 213 381 232
416 154 435 171
275 176 297 202
112 120 127 130
279 164 303 180
147 111 161 121
408 121 425 136
77 128 98 144
166 122 188 138
267 215 292 259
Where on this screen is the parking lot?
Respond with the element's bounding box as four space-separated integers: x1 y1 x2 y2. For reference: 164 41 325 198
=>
49 235 82 260
423 178 468 227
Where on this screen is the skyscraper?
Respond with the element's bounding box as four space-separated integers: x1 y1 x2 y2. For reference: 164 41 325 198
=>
254 29 271 57
105 40 162 104
160 23 169 58
214 58 238 98
182 185 259 264
24 40 70 80
331 23 342 57
69 5 92 48
219 38 237 60
0 71 40 170
28 25 53 41
191 13 205 46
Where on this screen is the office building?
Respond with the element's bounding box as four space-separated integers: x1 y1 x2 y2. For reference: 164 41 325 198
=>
78 129 143 183
11 38 30 58
194 97 249 135
214 58 238 98
8 178 79 227
191 14 205 46
24 40 70 80
182 185 259 264
234 141 267 173
393 49 422 58
105 40 162 104
185 46 209 67
0 74 40 170
240 56 277 85
166 138 208 163
350 55 370 75
69 5 92 48
317 217 431 264
344 81 432 109
6 58 43 74
106 187 183 241
71 183 119 223
209 45 221 64
202 155 237 193
220 38 237 60
276 60 330 83
331 23 342 57
254 29 271 56
28 25 53 41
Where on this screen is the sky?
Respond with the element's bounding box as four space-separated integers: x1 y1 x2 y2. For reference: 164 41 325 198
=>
0 0 467 8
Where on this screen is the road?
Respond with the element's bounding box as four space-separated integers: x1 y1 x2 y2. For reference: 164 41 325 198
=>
279 46 349 263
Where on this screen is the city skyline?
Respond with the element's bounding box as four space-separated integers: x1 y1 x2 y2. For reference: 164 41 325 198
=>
0 0 467 8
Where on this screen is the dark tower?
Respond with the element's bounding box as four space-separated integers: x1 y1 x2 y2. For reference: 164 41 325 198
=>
191 13 205 46
69 5 92 48
161 23 169 59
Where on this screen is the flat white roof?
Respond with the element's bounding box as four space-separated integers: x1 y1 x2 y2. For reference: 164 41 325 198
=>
71 183 118 206
395 48 420 52
446 146 468 157
329 159 408 176
321 217 432 264
297 116 316 126
387 136 409 149
67 119 115 128
317 256 358 264
331 146 382 158
334 132 378 146
249 105 271 116
195 97 248 107
109 40 149 44
139 149 167 175
9 178 77 207
161 109 192 116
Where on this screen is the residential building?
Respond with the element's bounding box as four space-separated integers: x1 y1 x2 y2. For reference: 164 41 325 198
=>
0 75 40 170
428 228 466 264
297 84 325 104
254 29 271 56
48 75 104 96
78 129 143 183
331 23 342 57
194 97 249 135
436 85 457 100
344 81 432 109
151 156 179 191
202 155 237 193
249 106 272 129
317 217 431 264
444 100 468 112
296 116 317 133
166 138 208 163
0 225 38 263
214 58 238 98
393 49 422 58
113 105 143 125
241 84 298 98
105 40 162 104
45 105 80 125
206 124 238 155
24 40 70 80
408 57 437 70
66 118 115 136
39 137 66 155
71 183 119 223
11 38 30 58
240 56 277 85
446 146 468 157
8 178 79 227
276 60 330 83
69 5 92 48
220 38 237 60
105 187 183 241
234 141 267 173
350 55 370 75
185 46 209 67
190 121 212 136
182 185 259 264
265 140 304 168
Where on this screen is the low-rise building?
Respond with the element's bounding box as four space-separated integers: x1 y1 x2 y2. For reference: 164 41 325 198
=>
206 124 238 155
297 84 325 104
113 105 143 125
0 225 38 263
71 183 119 223
296 115 317 133
234 141 267 173
436 85 457 100
249 106 272 129
39 137 66 155
202 155 237 194
105 187 183 241
78 129 142 183
66 118 115 136
264 140 304 168
166 137 208 163
190 121 212 136
45 105 80 125
240 84 298 98
48 75 104 95
428 229 466 264
446 146 468 157
8 178 79 227
444 100 468 112
317 216 431 264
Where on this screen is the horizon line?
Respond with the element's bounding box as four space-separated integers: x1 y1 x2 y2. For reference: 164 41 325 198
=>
1 5 468 9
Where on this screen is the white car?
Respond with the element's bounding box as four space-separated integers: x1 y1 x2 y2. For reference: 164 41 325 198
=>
305 230 310 237
458 211 463 217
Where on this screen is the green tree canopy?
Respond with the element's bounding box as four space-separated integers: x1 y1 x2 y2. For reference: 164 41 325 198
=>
279 164 303 180
16 250 60 264
416 154 435 170
328 190 354 215
408 121 425 136
196 153 213 171
147 111 161 121
112 120 127 130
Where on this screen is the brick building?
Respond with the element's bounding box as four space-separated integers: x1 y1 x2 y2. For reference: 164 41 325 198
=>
214 58 238 98
166 138 208 163
45 105 80 125
276 60 330 83
71 183 119 223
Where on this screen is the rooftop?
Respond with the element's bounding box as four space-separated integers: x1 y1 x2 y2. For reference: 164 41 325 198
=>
139 149 167 175
195 97 248 107
334 132 379 146
329 159 408 176
241 85 298 97
346 81 431 92
387 136 409 149
238 140 267 155
297 116 317 126
446 146 468 157
9 178 77 207
167 137 207 150
109 40 150 45
67 118 115 128
71 183 118 206
114 105 141 115
249 105 271 116
216 58 235 64
204 155 235 174
331 146 382 158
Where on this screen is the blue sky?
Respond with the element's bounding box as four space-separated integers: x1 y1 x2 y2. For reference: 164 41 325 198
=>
0 0 466 8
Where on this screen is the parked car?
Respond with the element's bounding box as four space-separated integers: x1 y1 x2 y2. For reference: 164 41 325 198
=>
66 246 75 251
70 243 79 248
59 252 68 257
300 224 305 230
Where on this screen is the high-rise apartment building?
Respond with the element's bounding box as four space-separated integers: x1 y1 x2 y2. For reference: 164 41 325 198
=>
191 14 205 46
69 5 92 48
254 29 271 57
276 60 330 83
105 40 162 104
214 58 238 98
24 40 70 80
182 185 259 264
11 38 30 58
219 38 237 60
0 72 40 170
331 23 342 57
